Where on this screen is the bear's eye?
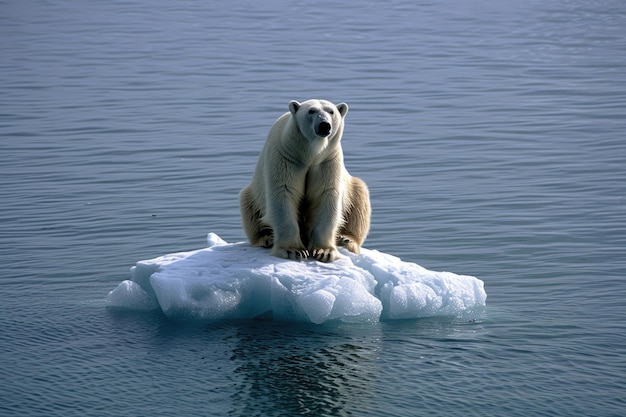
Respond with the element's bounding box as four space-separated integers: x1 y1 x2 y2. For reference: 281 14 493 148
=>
308 109 316 115
328 109 334 115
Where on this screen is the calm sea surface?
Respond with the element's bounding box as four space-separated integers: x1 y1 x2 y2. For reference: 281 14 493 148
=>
1 0 625 416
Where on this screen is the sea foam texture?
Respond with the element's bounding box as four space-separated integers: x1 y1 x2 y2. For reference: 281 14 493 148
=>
106 233 486 323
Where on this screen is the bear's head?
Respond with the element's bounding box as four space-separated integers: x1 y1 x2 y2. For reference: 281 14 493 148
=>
289 99 349 141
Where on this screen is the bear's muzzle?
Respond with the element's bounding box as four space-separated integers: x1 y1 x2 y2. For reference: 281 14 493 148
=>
315 121 332 137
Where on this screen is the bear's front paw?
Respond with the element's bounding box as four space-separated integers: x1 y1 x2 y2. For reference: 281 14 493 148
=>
271 246 309 261
311 247 340 263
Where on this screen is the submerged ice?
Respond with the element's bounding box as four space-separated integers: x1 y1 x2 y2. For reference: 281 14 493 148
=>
106 233 486 323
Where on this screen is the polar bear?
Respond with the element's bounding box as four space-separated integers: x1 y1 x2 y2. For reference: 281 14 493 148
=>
239 99 370 262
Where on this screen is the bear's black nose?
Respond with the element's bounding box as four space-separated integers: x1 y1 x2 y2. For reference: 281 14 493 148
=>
316 121 332 137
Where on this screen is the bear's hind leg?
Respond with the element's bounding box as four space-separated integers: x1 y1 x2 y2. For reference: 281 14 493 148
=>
239 186 274 248
338 177 371 254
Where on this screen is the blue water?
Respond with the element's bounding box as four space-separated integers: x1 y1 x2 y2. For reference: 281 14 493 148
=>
1 0 625 415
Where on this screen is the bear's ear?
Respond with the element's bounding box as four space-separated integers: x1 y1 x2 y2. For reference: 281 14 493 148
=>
336 102 349 118
288 100 301 115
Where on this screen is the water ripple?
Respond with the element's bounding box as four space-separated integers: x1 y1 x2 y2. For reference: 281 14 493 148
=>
2 0 626 416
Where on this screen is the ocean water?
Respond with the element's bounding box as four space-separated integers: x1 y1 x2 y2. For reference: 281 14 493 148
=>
1 0 625 415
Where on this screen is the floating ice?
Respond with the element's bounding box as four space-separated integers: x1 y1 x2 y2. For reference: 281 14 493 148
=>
106 233 486 324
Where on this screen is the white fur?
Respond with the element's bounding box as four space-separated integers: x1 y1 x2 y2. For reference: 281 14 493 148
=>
240 99 370 262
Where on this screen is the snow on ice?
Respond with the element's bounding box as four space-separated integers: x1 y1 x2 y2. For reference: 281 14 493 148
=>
106 233 486 324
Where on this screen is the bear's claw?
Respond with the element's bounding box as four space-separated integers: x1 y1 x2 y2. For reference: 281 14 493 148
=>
337 235 351 245
311 248 339 263
288 249 309 261
337 235 360 254
272 247 309 261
